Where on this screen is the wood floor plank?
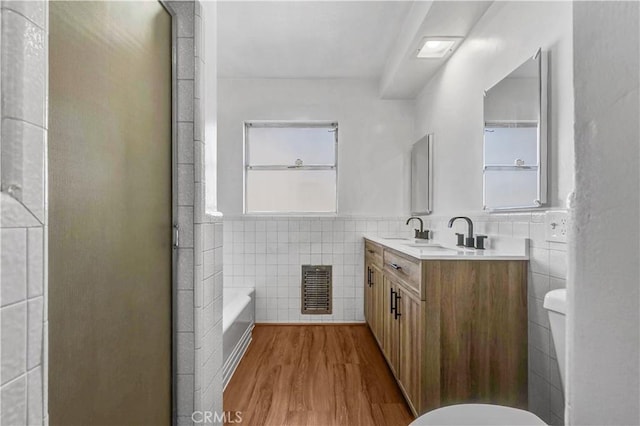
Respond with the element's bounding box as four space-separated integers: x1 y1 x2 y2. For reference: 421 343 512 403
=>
224 324 414 426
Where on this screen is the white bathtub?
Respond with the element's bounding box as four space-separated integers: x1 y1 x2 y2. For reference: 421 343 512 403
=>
222 287 255 389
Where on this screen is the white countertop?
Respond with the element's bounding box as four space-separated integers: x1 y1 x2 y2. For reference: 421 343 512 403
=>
364 235 529 261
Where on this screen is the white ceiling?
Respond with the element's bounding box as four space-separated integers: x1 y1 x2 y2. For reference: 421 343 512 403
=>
217 1 493 99
379 1 493 99
217 1 413 79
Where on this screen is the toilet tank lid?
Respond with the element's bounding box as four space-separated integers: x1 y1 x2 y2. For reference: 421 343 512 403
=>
544 288 567 314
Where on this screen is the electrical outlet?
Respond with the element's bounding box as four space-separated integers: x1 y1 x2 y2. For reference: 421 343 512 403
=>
545 210 569 243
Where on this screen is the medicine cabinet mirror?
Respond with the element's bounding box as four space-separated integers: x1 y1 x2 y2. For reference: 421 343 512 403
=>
483 49 548 211
410 133 433 215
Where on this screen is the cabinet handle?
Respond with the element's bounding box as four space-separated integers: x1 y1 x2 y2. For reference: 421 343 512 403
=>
367 249 375 254
370 268 374 286
389 263 402 270
367 267 371 286
394 293 402 320
390 288 396 313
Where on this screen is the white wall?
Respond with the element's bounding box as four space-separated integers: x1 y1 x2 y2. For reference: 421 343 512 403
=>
412 2 573 424
569 2 639 425
414 1 574 215
217 78 414 216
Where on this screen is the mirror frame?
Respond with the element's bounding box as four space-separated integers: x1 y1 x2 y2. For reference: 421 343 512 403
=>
410 133 434 215
482 48 548 212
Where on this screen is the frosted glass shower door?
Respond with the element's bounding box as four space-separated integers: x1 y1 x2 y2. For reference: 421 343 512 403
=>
48 2 173 424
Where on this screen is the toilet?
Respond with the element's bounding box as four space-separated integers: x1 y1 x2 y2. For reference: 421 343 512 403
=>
411 288 567 425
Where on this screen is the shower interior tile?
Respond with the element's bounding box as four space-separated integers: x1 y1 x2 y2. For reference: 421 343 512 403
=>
1 374 26 426
27 367 42 425
1 228 27 306
1 11 46 127
27 228 43 298
1 302 27 385
26 298 42 370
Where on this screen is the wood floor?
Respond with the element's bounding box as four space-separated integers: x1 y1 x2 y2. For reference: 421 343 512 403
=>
224 324 415 426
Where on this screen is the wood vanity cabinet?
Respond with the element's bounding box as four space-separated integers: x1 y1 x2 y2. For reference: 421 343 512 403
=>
397 283 422 408
364 241 385 345
363 238 528 416
382 276 400 375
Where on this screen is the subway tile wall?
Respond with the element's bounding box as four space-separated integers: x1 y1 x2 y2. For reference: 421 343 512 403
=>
0 1 49 425
223 211 567 425
171 1 224 425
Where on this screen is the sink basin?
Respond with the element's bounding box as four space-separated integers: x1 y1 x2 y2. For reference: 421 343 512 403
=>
402 243 473 255
413 246 461 255
403 242 444 248
413 246 452 251
381 237 410 241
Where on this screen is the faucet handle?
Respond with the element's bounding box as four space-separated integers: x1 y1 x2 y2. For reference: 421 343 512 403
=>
455 233 465 246
415 229 430 240
475 235 488 250
465 237 475 248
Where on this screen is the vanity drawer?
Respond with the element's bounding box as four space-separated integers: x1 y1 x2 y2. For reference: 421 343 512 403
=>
383 248 422 294
365 240 383 267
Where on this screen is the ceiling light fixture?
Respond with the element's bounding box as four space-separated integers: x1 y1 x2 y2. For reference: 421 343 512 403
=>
416 37 462 59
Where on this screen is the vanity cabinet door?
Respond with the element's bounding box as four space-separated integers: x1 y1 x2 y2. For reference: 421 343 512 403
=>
398 287 423 413
364 263 373 326
370 265 384 345
365 263 384 345
383 277 400 375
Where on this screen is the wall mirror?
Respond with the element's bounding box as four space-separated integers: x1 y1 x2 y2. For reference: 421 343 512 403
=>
483 49 548 211
411 133 433 215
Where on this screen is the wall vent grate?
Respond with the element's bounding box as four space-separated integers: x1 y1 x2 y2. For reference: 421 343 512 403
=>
301 265 332 315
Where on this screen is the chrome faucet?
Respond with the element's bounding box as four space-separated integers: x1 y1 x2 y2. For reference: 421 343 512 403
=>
406 217 429 240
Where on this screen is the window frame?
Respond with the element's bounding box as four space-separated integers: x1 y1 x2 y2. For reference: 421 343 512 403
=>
243 121 339 215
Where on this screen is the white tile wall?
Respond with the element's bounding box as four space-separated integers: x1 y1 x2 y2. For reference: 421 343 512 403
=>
0 1 48 425
1 228 27 306
223 212 567 425
170 2 224 425
223 216 415 323
172 0 195 420
193 219 223 419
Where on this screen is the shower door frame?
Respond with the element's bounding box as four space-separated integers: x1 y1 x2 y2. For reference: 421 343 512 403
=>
160 1 180 423
158 2 203 422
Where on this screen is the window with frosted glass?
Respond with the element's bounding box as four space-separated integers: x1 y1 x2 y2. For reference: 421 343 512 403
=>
244 123 337 213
